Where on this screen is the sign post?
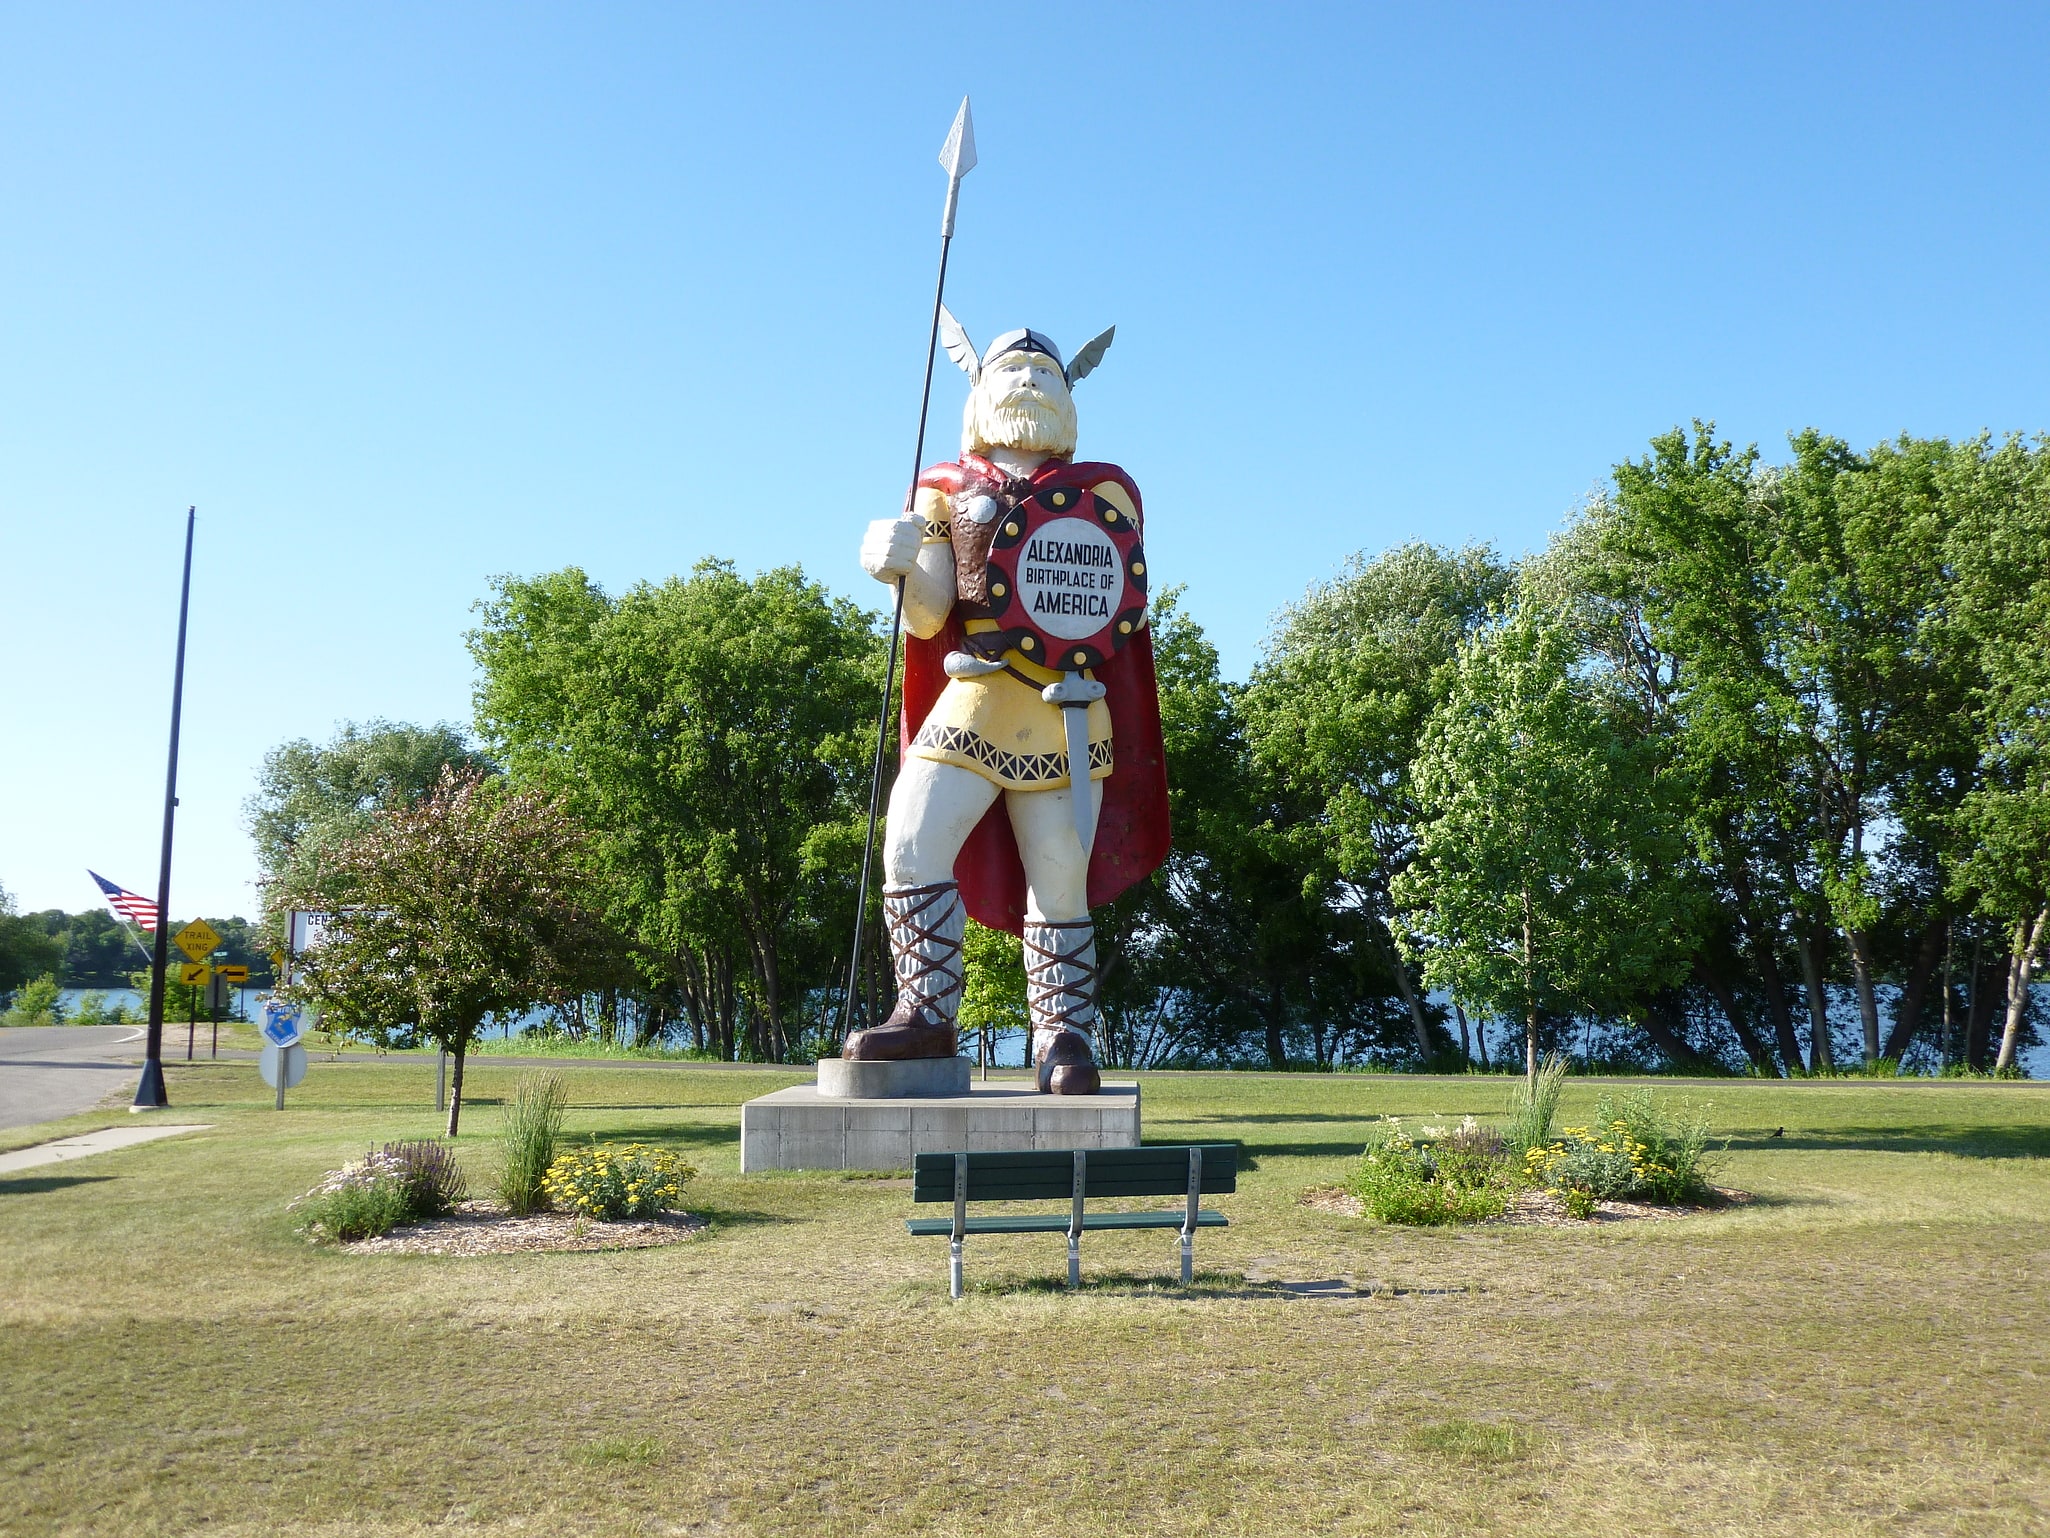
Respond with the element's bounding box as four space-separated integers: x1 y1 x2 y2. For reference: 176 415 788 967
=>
207 967 242 1059
259 998 307 1111
179 962 210 1059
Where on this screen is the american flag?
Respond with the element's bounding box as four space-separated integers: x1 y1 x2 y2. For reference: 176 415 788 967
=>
89 870 160 932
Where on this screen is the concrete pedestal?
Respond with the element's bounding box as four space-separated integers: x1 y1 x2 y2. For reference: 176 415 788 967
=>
815 1055 971 1099
740 1080 1141 1172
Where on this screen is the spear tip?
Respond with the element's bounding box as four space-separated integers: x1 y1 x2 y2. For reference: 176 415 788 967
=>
939 95 977 181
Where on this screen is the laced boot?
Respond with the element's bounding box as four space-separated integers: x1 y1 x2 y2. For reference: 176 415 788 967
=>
843 881 964 1060
1023 918 1103 1096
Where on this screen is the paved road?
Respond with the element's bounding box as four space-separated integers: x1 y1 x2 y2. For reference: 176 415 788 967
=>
0 1025 144 1132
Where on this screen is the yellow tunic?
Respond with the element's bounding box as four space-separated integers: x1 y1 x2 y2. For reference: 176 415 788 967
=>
904 496 1113 791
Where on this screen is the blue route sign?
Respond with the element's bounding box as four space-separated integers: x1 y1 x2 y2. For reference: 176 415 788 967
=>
260 999 304 1048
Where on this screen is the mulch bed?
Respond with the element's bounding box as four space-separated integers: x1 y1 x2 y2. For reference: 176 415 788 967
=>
1299 1184 1751 1226
344 1200 708 1257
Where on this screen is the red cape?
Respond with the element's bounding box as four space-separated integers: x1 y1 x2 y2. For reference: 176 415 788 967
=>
902 456 1172 935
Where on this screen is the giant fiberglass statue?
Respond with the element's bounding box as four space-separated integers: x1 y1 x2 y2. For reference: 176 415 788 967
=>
847 314 1170 1094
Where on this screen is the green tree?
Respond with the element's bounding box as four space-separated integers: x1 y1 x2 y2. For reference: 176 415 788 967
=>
958 919 1026 1067
470 561 883 1061
280 769 622 1134
1242 543 1512 1062
1943 434 2050 1071
1597 425 1985 1069
0 884 67 997
1393 608 1699 1076
1099 593 1404 1069
247 720 495 953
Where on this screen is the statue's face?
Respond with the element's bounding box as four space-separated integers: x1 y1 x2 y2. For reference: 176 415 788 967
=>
964 350 1078 458
984 351 1070 412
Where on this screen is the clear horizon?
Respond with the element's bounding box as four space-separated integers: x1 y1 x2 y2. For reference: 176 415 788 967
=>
4 3 2048 916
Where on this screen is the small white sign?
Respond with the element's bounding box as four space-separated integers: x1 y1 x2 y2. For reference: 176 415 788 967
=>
259 1041 308 1090
1016 516 1123 641
260 998 304 1048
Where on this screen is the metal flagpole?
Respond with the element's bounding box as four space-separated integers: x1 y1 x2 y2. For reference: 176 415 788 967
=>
838 98 977 1046
135 507 195 1110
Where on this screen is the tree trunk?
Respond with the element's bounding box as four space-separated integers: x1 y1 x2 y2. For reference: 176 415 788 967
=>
1453 999 1470 1064
1640 990 1719 1074
1751 934 1805 1071
1522 889 1537 1081
1380 924 1434 1063
1881 918 1945 1063
1473 1008 1491 1069
1796 926 1834 1071
1698 966 1776 1074
1264 978 1287 1069
445 1044 468 1137
1965 934 1995 1068
1844 928 1882 1063
1993 908 2048 1073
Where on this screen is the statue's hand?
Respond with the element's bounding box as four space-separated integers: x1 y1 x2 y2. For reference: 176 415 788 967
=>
860 515 926 582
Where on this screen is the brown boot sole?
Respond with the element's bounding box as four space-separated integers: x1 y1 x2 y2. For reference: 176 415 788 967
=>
842 1022 959 1061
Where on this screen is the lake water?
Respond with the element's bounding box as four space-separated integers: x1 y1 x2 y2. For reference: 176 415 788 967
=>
46 989 2047 1077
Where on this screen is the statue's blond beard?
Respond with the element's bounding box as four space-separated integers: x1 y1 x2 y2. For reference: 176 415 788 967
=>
963 387 1078 459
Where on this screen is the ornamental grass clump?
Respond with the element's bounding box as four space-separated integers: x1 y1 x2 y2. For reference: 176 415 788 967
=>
292 1142 467 1244
542 1143 694 1221
498 1071 568 1215
1525 1088 1716 1206
1503 1052 1568 1158
1349 1117 1509 1226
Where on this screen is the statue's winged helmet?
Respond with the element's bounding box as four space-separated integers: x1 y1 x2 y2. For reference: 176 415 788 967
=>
938 307 1115 388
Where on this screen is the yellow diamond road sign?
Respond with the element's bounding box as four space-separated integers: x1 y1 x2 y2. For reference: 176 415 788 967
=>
174 920 221 963
179 962 211 986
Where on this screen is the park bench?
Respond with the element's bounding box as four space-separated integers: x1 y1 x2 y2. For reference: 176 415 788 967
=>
908 1144 1237 1298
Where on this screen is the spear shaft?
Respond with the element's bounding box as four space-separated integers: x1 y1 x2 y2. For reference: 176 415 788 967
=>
839 99 976 1046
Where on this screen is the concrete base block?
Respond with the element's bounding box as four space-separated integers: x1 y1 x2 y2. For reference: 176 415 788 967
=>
739 1080 1141 1172
816 1055 972 1099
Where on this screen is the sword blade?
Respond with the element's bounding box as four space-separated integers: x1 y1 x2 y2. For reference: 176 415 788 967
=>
1063 703 1096 855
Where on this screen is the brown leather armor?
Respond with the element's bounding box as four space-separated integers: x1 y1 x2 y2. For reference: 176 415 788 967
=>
948 470 1032 612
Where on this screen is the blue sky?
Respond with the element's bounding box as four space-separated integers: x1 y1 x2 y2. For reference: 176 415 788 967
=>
4 2 2048 919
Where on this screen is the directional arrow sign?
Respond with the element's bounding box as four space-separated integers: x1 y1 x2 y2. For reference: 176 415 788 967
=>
219 964 250 984
178 962 211 987
174 919 222 963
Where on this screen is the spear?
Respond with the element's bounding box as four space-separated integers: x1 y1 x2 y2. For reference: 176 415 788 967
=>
839 98 977 1046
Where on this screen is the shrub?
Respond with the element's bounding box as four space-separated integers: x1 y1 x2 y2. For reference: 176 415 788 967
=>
1350 1119 1507 1226
498 1072 568 1215
1525 1089 1716 1205
379 1140 467 1218
1541 1128 1638 1199
1560 1186 1599 1220
1503 1052 1567 1157
4 974 64 1024
68 991 114 1025
292 1142 468 1242
542 1143 694 1221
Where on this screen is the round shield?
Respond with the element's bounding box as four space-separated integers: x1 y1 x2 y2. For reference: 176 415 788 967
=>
981 483 1147 671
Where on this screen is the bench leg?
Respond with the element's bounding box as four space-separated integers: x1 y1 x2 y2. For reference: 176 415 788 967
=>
950 1238 964 1300
1067 1231 1081 1290
1179 1228 1194 1285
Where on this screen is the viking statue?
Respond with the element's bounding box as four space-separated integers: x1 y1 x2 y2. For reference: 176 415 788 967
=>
846 315 1171 1094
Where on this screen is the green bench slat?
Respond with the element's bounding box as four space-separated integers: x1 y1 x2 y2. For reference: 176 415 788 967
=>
907 1209 1229 1236
911 1145 1239 1202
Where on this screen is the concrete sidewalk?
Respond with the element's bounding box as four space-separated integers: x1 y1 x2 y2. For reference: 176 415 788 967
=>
0 1123 212 1175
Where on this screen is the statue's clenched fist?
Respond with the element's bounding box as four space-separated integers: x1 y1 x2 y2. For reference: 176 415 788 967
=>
860 515 926 582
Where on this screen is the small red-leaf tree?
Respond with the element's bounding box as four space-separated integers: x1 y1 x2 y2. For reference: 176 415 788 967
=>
282 767 623 1133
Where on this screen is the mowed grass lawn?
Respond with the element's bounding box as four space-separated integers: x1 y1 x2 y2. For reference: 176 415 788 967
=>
3 1061 2047 1538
